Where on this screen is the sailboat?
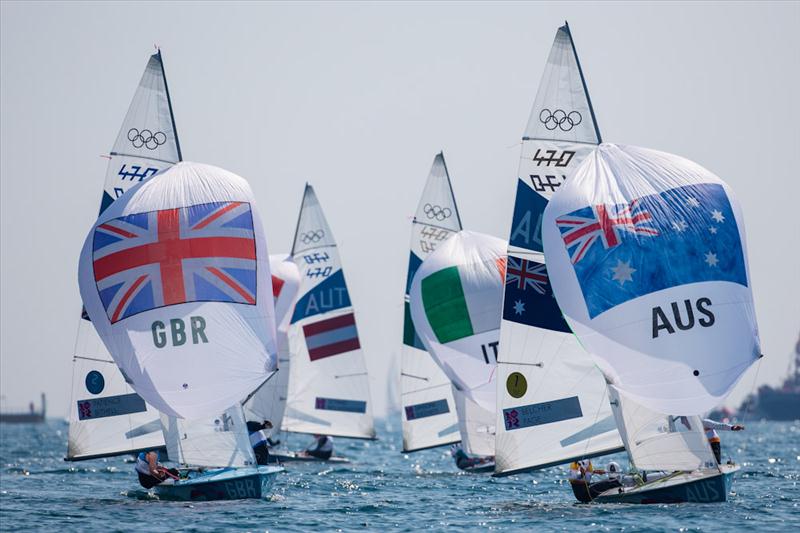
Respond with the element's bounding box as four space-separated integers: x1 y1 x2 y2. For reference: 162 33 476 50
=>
400 152 462 453
493 22 624 477
279 184 376 455
67 50 181 461
244 254 301 441
409 231 506 472
77 161 284 500
542 143 761 503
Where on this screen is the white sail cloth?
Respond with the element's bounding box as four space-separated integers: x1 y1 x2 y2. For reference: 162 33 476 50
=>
67 353 164 460
401 152 462 452
608 386 716 472
68 51 180 460
543 144 761 415
162 404 255 468
78 161 278 419
281 185 375 439
409 231 505 417
494 23 622 476
453 388 495 457
246 254 301 435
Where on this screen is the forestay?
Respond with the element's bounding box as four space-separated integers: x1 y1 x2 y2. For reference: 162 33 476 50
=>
162 404 255 468
281 185 375 439
542 144 761 415
78 161 278 419
409 231 505 454
246 254 301 436
608 386 716 472
68 51 181 460
495 23 622 476
401 153 462 452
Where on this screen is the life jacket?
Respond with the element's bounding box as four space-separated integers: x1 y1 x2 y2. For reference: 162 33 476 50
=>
705 428 721 443
135 451 157 476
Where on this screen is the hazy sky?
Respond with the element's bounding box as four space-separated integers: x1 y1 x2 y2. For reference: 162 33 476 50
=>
1 1 798 419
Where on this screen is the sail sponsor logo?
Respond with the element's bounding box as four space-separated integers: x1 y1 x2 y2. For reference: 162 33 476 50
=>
315 397 367 414
92 201 257 323
652 298 715 338
502 396 583 431
556 183 747 319
152 317 208 348
303 313 360 361
76 393 147 420
404 399 450 421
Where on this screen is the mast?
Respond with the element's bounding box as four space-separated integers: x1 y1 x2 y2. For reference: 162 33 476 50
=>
158 49 183 161
563 21 602 144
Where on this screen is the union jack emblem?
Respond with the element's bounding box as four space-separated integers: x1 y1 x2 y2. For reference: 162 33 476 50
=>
92 201 257 323
556 199 659 264
506 257 548 295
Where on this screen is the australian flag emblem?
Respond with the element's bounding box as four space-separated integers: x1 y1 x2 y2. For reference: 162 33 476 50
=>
556 183 747 318
92 201 257 323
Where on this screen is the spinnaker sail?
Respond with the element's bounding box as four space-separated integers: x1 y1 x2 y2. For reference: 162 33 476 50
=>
68 51 181 460
246 254 301 436
78 161 278 419
494 23 623 476
401 153 462 452
281 184 375 439
542 143 761 415
409 231 505 455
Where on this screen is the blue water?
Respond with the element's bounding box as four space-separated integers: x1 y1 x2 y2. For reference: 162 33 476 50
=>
1 419 798 531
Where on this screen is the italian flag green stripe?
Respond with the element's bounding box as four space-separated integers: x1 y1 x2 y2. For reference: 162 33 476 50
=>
421 266 473 343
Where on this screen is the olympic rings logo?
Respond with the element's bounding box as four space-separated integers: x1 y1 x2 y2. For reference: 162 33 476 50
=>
423 203 452 221
538 109 582 132
127 128 167 150
300 229 325 244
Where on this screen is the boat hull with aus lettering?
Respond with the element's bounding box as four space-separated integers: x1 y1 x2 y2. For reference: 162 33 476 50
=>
571 464 738 504
154 465 283 501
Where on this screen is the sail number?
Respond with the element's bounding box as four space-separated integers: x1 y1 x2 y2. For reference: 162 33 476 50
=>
480 341 499 364
152 317 208 348
531 149 575 167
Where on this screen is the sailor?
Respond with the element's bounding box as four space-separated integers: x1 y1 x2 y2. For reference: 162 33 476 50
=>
568 459 605 482
246 420 273 465
703 418 744 464
305 434 334 460
449 444 493 471
135 450 178 489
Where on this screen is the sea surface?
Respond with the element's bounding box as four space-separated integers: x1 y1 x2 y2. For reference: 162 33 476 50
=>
0 419 798 532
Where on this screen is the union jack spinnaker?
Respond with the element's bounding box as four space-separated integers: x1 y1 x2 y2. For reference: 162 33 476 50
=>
78 161 278 420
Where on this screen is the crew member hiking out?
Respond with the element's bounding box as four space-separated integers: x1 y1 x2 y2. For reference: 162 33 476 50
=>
135 450 179 489
449 444 493 471
246 420 273 465
703 418 744 464
304 434 333 460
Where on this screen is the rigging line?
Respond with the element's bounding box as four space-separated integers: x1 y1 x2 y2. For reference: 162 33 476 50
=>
581 383 611 460
738 355 764 448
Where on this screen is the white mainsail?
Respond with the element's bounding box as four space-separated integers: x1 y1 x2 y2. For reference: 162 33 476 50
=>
542 143 761 415
162 405 256 468
281 184 375 439
607 386 716 472
494 23 623 476
400 153 461 452
67 51 181 460
409 231 505 455
246 254 301 436
78 161 278 420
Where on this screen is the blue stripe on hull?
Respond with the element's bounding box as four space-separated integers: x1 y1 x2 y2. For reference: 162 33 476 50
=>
154 466 282 501
597 470 734 504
